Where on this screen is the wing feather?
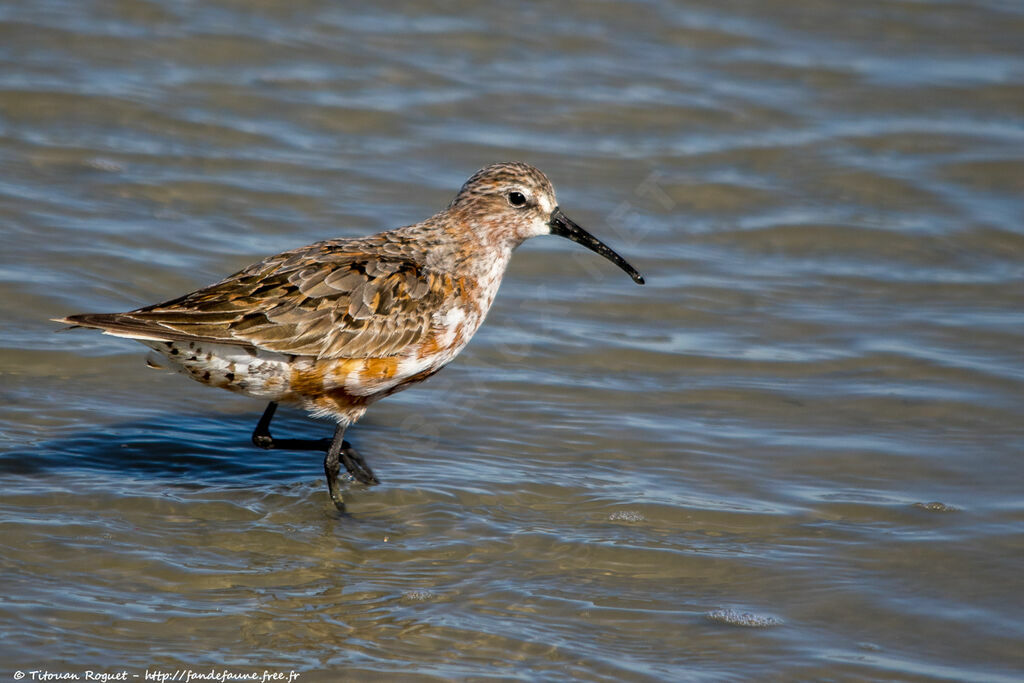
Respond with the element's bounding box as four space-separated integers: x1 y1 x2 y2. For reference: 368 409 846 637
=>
60 239 458 360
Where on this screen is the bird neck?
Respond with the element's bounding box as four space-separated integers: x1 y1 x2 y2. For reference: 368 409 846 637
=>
417 209 517 283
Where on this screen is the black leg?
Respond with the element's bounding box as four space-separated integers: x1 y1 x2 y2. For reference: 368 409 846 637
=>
251 401 278 449
251 401 332 451
324 425 347 511
340 439 379 486
252 402 379 512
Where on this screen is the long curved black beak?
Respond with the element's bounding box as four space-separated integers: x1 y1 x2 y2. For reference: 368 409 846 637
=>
548 207 645 285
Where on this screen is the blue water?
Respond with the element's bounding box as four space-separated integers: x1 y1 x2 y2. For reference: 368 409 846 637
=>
2 1 1023 680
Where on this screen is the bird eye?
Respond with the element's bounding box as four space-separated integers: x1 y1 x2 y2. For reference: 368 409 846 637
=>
507 191 527 207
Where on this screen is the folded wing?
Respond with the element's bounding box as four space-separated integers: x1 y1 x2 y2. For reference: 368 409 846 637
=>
58 240 465 360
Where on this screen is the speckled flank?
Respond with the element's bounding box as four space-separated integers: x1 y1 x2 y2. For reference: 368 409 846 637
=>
145 341 293 399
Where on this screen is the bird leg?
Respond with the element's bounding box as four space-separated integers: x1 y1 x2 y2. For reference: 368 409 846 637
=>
324 425 379 511
252 402 379 512
251 401 331 451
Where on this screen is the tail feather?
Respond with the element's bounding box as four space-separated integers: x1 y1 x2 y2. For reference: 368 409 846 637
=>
52 311 257 348
53 312 184 342
52 313 104 328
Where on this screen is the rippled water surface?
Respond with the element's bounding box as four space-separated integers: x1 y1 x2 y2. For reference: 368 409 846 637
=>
2 1 1023 680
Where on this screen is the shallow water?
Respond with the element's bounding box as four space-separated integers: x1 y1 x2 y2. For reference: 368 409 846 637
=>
2 0 1023 680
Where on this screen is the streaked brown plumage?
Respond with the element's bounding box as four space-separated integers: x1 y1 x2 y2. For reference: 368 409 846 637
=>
55 162 644 511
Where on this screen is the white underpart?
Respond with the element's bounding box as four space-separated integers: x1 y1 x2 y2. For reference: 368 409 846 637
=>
439 306 467 343
142 340 295 401
391 355 434 388
342 366 372 394
386 305 474 392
